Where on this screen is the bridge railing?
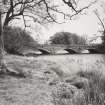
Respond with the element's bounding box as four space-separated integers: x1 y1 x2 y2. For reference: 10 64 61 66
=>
38 44 101 48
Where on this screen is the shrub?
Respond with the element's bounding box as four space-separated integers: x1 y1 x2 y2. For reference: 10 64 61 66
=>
51 82 85 105
3 26 38 54
77 70 105 105
51 70 105 105
49 31 87 45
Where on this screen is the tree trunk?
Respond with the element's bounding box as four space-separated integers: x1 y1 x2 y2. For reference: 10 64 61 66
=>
0 1 26 77
0 10 14 74
0 10 7 73
0 11 3 62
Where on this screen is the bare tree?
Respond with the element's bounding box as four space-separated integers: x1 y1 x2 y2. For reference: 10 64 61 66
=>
0 0 9 73
94 9 105 45
0 0 97 27
0 0 26 76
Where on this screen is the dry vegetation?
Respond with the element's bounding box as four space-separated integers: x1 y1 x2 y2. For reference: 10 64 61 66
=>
52 70 105 105
0 54 104 105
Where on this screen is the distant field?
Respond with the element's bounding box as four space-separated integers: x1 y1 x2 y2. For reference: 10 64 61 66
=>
0 54 104 105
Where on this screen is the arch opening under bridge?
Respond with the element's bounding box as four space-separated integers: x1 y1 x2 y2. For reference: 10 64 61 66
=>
64 48 79 54
86 48 100 54
38 48 51 54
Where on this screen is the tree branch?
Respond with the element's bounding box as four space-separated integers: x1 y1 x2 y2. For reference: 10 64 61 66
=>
4 0 14 26
94 10 105 31
42 0 65 24
62 0 77 13
3 0 98 27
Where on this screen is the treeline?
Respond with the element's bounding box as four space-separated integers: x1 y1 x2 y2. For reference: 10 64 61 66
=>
49 31 105 53
49 31 87 45
3 26 105 55
3 28 88 55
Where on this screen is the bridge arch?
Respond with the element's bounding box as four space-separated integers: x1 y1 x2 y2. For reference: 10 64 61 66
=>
38 48 51 54
80 49 89 54
64 48 79 54
86 48 100 54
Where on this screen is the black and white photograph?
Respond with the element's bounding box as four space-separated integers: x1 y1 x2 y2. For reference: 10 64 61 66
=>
0 0 105 105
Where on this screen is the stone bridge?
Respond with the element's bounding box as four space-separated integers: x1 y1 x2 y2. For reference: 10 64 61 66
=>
36 44 102 54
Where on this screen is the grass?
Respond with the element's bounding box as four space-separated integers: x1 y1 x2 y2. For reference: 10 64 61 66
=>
77 70 105 105
51 70 105 105
1 54 105 105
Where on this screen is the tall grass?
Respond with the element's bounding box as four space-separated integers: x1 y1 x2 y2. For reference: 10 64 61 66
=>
51 70 105 105
77 70 105 105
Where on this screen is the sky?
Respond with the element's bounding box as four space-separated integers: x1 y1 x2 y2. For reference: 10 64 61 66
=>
11 0 105 44
43 13 100 40
35 0 104 43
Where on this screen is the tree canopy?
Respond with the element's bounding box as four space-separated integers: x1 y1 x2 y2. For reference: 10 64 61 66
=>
0 0 97 27
49 31 87 45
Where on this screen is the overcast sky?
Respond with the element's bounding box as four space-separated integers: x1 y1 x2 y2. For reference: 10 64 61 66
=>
35 0 104 43
42 0 104 42
12 0 104 43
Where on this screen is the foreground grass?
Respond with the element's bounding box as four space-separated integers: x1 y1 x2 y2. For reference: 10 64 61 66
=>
77 70 105 105
0 54 104 105
51 70 105 105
